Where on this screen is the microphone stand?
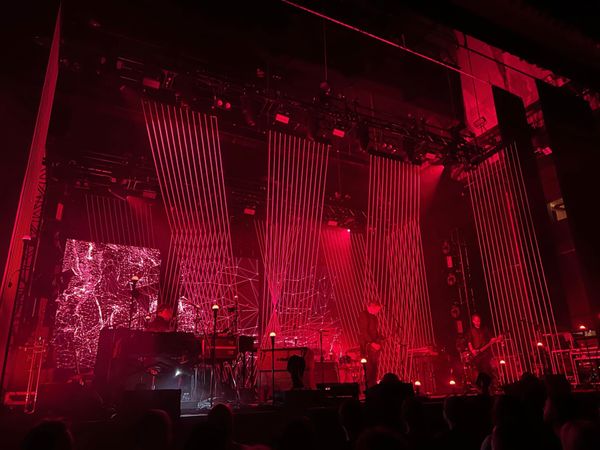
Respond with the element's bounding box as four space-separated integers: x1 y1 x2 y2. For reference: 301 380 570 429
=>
128 277 139 329
269 332 276 406
319 329 325 387
210 304 219 407
361 358 368 392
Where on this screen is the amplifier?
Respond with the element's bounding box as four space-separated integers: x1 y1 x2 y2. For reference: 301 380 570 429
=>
317 382 359 400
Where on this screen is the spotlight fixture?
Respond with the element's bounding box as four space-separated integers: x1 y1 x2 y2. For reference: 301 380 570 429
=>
346 228 351 233
414 380 421 386
332 127 345 138
360 358 367 364
214 97 232 110
536 342 543 347
499 359 506 365
275 113 290 125
449 379 456 386
142 76 161 90
243 207 256 216
269 331 276 338
212 304 220 311
578 324 587 330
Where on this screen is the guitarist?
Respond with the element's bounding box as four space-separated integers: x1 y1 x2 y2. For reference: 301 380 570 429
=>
359 301 383 387
467 313 495 380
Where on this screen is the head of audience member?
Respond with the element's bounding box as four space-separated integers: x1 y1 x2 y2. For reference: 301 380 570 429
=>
279 416 316 450
22 420 74 450
367 301 381 316
443 396 469 431
132 409 172 450
208 404 234 442
492 424 530 450
518 372 546 418
492 395 523 428
401 397 426 436
544 374 576 433
380 373 400 385
356 427 407 450
339 399 364 443
561 420 600 450
185 423 227 450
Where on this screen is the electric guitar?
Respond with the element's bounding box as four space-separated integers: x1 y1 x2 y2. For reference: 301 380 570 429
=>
466 334 504 362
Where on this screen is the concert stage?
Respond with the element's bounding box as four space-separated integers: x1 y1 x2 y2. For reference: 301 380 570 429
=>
1 0 600 422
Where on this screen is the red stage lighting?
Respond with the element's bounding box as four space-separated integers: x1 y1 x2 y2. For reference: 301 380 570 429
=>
578 324 587 330
346 228 351 233
449 379 456 386
275 113 290 124
536 342 544 347
142 77 161 90
327 220 338 227
499 359 506 365
244 208 256 216
55 202 64 221
332 128 345 138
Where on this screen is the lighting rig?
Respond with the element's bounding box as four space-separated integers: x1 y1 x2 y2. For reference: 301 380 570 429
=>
112 56 482 166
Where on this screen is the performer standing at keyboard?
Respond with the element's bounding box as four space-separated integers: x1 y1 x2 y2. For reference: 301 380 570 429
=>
359 301 383 387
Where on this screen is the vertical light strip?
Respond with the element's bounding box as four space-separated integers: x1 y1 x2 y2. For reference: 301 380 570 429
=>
143 100 236 331
257 131 329 348
85 195 156 249
364 155 435 382
469 144 565 382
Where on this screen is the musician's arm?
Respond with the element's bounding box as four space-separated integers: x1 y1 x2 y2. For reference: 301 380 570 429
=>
468 341 477 355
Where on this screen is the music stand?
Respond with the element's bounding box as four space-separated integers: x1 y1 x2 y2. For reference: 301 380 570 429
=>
269 332 276 405
210 304 219 407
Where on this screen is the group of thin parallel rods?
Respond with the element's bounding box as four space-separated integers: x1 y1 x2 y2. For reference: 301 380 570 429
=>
142 100 236 332
85 195 156 249
364 155 435 381
469 143 565 383
257 131 330 347
321 229 366 353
